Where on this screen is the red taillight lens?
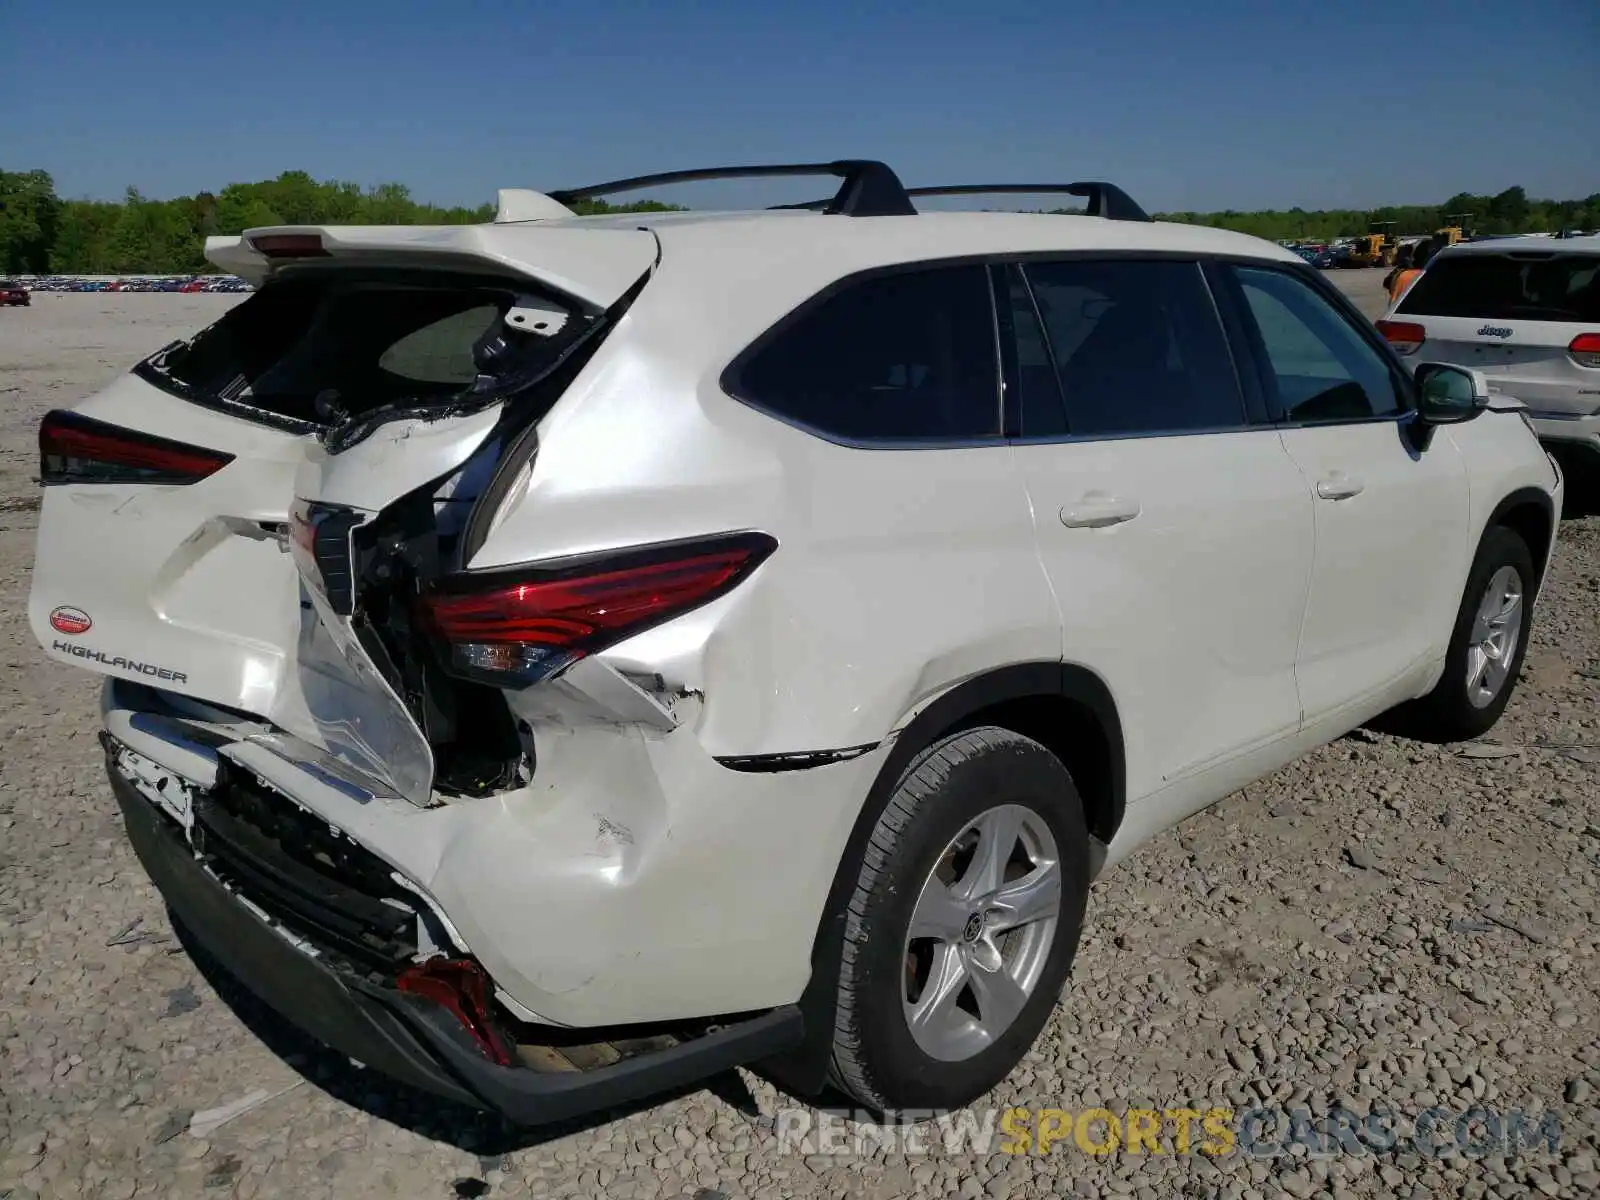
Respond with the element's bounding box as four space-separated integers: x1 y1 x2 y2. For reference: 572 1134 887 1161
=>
1568 333 1600 368
1376 320 1427 356
395 958 513 1067
249 233 329 258
39 410 234 485
418 533 778 686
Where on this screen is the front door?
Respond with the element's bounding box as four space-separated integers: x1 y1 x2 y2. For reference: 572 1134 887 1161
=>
1219 263 1469 724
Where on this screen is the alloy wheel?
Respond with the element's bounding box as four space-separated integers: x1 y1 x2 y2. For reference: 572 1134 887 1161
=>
1465 564 1523 709
901 803 1061 1062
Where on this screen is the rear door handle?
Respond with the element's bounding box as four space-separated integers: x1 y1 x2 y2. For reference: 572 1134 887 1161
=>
1060 492 1141 528
1315 473 1365 501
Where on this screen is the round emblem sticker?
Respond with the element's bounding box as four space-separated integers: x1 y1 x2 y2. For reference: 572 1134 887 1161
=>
49 606 92 636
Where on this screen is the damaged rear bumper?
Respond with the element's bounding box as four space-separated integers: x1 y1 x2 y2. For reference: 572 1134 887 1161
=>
102 670 892 1028
108 749 803 1123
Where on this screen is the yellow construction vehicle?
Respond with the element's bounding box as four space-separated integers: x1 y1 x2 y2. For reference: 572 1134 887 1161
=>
1434 213 1473 246
1344 221 1398 268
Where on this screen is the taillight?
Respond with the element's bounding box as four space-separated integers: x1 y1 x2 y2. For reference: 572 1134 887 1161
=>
1569 333 1600 368
418 532 777 687
1376 320 1426 356
249 233 328 258
395 958 513 1066
39 410 234 485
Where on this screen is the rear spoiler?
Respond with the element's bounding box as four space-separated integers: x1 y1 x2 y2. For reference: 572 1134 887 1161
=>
204 223 658 310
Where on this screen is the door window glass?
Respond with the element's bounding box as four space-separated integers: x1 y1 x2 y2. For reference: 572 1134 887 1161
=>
1233 266 1405 423
1021 260 1245 436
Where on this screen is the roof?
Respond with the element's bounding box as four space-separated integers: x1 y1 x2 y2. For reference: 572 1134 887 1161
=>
216 206 1300 307
554 206 1302 265
1435 234 1600 257
218 162 1300 299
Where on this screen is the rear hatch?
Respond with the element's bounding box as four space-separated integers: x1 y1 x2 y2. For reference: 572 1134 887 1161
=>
1390 247 1600 415
30 223 657 802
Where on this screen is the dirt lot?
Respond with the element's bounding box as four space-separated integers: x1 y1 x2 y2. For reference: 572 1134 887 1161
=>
2 279 1598 1200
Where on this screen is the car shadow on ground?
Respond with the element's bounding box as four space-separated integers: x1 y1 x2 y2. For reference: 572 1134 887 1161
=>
1561 481 1600 520
171 914 773 1164
1549 451 1600 519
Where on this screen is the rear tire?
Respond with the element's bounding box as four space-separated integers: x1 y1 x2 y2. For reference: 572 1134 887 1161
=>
1391 525 1536 742
827 727 1089 1113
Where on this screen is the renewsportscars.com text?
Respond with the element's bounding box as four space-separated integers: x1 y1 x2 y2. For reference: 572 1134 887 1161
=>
775 1105 1563 1160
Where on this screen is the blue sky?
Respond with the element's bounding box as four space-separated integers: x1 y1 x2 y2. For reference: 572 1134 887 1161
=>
3 0 1595 213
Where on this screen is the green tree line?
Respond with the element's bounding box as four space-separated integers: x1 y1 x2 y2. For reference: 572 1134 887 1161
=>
0 169 679 275
1150 185 1600 244
4 169 1598 276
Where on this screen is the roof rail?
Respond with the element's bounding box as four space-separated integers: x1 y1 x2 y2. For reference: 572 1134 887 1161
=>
549 161 917 218
902 183 1152 222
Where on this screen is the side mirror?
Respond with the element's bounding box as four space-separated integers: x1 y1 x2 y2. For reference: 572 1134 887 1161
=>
1413 362 1491 424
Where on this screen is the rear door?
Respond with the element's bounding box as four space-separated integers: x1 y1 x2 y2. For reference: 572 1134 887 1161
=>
1219 262 1469 725
1387 246 1600 418
1001 257 1314 807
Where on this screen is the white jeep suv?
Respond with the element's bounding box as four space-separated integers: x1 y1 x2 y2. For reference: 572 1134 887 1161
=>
28 161 1563 1122
1378 234 1600 477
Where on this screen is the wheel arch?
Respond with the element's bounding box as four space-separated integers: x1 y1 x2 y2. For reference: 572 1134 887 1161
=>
1485 486 1556 591
764 661 1124 1094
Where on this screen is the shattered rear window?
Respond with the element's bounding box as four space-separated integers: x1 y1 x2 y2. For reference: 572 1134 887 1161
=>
137 271 589 435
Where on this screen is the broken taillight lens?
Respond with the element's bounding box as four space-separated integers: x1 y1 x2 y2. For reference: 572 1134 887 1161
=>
40 410 235 485
395 958 513 1067
417 532 777 687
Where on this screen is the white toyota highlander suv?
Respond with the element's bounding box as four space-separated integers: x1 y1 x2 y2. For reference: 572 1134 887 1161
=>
27 161 1563 1122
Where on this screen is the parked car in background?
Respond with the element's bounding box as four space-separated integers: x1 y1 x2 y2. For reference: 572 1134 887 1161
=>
1 279 31 306
10 274 252 293
1378 234 1600 475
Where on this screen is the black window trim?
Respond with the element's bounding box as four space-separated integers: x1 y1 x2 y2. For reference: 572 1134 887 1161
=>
983 264 1012 438
1199 260 1271 423
991 261 1069 439
1004 253 1258 445
1214 258 1420 430
718 256 1009 451
988 263 1020 438
717 249 1411 450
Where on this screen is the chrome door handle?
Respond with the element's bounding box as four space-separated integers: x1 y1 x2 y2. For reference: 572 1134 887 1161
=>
1060 493 1141 528
1315 473 1365 501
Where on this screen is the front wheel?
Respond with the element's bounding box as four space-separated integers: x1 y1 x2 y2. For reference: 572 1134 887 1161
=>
1397 525 1536 741
827 727 1089 1113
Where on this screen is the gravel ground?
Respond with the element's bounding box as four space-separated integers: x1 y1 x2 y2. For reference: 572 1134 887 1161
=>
2 279 1598 1200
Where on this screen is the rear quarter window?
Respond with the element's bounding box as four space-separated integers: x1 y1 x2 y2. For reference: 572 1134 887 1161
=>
728 264 1000 443
1398 253 1600 322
